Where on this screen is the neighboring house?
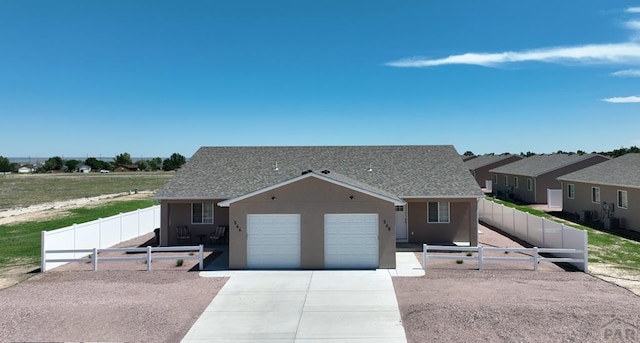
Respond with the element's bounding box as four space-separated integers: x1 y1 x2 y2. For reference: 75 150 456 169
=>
557 153 640 232
18 166 34 173
155 145 484 269
490 153 609 204
460 154 477 162
465 154 522 188
113 164 139 172
77 165 92 173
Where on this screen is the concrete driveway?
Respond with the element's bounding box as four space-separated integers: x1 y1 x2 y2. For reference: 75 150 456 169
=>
181 270 407 342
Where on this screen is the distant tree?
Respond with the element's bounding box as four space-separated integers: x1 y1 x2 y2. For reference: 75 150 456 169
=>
65 159 80 172
520 151 536 157
114 152 133 165
162 153 186 171
147 157 163 171
463 151 474 156
135 159 148 171
0 156 11 172
85 157 109 171
43 156 64 171
576 150 586 155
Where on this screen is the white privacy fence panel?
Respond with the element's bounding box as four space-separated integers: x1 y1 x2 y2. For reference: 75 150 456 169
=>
478 199 588 272
42 205 161 271
485 180 492 193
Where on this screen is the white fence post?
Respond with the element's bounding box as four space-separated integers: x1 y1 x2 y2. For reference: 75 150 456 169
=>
583 230 589 273
541 217 546 247
422 244 428 270
478 246 483 271
533 247 539 271
41 231 47 272
526 213 530 242
98 218 103 248
93 247 98 272
199 245 204 270
119 213 124 242
137 209 141 237
147 245 152 271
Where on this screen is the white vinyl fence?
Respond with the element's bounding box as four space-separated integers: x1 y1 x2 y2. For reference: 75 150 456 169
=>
41 205 160 271
478 198 588 272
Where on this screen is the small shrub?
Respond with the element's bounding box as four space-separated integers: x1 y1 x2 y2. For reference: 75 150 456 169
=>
189 252 194 256
176 259 184 267
504 251 509 254
456 259 464 264
466 252 473 257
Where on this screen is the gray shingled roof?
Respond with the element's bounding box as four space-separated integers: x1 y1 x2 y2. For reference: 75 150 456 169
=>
557 153 640 189
489 153 606 177
464 154 520 170
155 145 484 199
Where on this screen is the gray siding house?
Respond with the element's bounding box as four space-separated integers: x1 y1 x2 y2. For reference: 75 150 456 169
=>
558 153 640 232
155 145 484 270
465 154 522 188
490 153 609 204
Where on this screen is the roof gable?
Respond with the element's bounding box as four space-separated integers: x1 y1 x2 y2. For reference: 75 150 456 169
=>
557 153 640 189
218 171 405 207
489 153 607 177
465 154 521 170
155 145 484 199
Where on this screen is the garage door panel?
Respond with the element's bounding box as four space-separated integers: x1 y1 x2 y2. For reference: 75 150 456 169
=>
247 214 300 269
325 214 379 269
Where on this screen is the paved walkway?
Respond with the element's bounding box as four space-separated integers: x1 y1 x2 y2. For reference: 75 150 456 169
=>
182 253 423 342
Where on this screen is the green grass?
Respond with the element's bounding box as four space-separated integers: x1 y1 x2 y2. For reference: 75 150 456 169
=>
0 199 158 268
486 197 640 272
0 172 173 209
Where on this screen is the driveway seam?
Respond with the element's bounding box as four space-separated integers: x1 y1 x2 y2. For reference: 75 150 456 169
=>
292 270 313 340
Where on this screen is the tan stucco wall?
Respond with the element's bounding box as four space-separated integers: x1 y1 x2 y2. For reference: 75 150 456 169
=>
227 177 396 269
562 181 640 232
406 198 478 245
159 199 229 246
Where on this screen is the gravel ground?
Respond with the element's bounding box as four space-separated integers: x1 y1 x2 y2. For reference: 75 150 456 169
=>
0 233 227 342
395 224 640 343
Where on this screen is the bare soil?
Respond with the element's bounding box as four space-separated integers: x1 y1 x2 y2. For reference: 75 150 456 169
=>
397 225 640 343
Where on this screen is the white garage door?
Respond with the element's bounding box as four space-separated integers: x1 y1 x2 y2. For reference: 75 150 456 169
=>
247 214 301 269
324 213 379 269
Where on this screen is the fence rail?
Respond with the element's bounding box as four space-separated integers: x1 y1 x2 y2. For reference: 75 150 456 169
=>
41 205 161 271
42 245 204 272
422 244 586 271
478 198 588 272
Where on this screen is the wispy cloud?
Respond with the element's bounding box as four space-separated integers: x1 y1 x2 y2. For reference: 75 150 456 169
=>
602 95 640 103
611 69 640 77
386 43 640 68
626 7 640 13
624 20 640 30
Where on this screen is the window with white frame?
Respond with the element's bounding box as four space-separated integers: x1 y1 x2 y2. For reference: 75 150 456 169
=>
567 184 575 199
618 190 628 209
526 178 533 191
591 187 600 204
514 177 519 189
192 203 214 224
427 201 450 223
503 176 508 186
493 174 497 184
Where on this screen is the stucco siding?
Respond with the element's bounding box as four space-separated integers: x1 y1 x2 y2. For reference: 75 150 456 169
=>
562 181 640 232
227 177 396 269
406 198 478 245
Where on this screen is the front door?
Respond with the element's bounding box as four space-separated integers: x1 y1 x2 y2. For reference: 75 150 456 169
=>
395 206 407 241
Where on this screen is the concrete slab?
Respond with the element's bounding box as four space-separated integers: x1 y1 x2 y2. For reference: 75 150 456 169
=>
304 290 400 312
296 311 405 339
391 252 425 277
182 270 407 343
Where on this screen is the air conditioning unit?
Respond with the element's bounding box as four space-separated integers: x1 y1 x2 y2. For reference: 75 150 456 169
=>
604 217 620 230
579 210 592 222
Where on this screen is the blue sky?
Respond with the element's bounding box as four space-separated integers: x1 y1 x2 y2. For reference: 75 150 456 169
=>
1 1 640 158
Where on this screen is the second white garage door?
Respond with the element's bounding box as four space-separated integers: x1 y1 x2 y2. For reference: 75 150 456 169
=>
247 214 301 269
324 213 379 269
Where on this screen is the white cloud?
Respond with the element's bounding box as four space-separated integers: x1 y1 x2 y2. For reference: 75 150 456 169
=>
624 20 640 30
386 43 640 68
611 69 640 77
626 7 640 13
601 95 640 103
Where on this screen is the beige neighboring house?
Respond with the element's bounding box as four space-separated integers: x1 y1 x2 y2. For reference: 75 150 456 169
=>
154 145 484 270
558 153 640 232
465 154 522 188
490 153 609 204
